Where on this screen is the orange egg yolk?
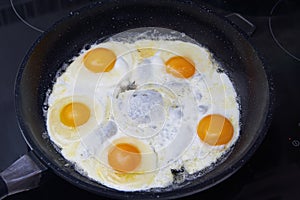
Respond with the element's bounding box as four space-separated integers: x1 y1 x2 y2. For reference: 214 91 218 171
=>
83 48 116 73
108 143 141 172
165 56 196 78
197 114 234 146
60 102 90 128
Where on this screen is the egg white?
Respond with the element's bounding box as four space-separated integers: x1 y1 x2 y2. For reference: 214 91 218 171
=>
46 38 240 191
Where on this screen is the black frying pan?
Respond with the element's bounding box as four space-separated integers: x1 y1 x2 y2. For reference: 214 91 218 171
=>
0 0 271 199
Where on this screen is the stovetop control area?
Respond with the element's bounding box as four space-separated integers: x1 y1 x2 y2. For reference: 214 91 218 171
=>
0 0 299 199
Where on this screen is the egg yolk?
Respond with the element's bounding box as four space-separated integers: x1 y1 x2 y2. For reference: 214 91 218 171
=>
108 143 141 172
165 56 195 78
60 102 90 128
197 114 234 146
83 48 116 73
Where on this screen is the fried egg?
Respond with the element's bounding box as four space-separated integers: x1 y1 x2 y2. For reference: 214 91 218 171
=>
46 29 240 191
47 96 102 147
62 136 158 190
64 42 133 95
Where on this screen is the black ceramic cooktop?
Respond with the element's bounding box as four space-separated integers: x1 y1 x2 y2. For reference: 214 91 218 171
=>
0 0 299 199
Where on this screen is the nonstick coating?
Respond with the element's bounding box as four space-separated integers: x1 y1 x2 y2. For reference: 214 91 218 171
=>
15 0 270 199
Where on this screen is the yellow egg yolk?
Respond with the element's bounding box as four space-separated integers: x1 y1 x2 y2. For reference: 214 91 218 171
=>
60 102 90 128
197 114 234 145
108 143 141 172
165 56 195 78
83 48 116 73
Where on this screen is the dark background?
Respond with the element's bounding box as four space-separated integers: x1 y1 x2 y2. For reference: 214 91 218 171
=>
0 0 299 199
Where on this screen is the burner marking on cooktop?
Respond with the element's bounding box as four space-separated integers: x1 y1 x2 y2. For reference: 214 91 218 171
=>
10 0 44 33
268 0 300 62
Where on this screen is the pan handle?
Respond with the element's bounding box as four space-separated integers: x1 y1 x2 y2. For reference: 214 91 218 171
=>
225 13 256 36
0 151 47 199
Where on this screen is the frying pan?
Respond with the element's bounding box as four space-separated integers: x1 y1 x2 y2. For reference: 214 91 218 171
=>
0 0 271 199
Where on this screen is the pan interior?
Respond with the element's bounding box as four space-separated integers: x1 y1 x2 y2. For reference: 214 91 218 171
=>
16 0 269 199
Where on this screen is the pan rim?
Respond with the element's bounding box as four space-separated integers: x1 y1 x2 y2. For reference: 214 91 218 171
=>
14 0 273 199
